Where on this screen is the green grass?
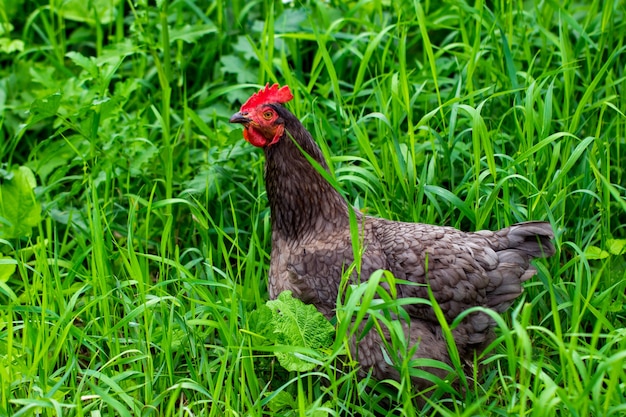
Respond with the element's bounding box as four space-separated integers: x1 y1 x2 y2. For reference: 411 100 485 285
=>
1 0 625 415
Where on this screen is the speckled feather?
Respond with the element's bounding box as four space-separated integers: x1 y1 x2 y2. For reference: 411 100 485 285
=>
242 101 555 388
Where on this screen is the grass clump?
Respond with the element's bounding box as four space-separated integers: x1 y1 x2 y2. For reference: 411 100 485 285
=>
0 0 624 415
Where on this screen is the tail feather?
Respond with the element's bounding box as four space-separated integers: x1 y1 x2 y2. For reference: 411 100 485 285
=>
496 221 556 257
483 221 555 312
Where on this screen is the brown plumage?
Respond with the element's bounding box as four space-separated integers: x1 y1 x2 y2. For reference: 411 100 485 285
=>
230 84 555 388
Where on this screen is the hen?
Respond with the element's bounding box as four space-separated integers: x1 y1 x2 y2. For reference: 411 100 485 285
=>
229 83 555 387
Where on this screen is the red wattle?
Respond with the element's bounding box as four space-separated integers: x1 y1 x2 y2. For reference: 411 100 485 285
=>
243 128 267 147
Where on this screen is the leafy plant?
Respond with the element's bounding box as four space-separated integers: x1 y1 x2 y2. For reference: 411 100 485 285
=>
250 290 335 372
0 166 41 239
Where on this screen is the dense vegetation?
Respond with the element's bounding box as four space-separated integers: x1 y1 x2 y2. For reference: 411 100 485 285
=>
1 0 624 415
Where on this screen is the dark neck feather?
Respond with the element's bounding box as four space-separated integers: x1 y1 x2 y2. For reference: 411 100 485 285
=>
264 106 350 239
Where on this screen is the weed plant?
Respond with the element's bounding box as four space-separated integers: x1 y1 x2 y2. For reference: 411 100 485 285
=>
0 0 624 415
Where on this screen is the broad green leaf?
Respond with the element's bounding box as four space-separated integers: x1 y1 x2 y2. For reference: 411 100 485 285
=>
66 51 99 78
266 390 296 412
169 24 217 43
0 38 24 54
219 55 257 84
231 36 258 61
0 256 16 282
274 8 307 33
584 245 609 260
607 239 626 256
0 23 14 36
27 92 61 126
0 166 41 239
30 136 82 183
56 0 121 25
247 304 275 343
266 291 334 372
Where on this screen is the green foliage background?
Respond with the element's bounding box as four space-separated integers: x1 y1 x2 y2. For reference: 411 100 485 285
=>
0 0 625 415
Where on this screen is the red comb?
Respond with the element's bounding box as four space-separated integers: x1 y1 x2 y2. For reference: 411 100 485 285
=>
241 83 294 112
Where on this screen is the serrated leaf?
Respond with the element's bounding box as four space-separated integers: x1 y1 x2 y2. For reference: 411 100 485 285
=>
584 245 609 260
219 55 257 84
231 36 257 61
0 166 41 239
607 239 626 256
266 291 334 372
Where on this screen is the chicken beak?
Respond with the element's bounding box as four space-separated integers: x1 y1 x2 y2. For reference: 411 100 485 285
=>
229 112 251 125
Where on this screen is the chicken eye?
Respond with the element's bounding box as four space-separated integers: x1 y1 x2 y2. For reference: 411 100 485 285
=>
262 111 274 119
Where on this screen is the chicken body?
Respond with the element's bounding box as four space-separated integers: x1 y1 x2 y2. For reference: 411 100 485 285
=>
230 84 555 387
270 216 553 383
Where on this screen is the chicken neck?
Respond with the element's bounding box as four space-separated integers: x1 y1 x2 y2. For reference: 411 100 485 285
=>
263 108 353 240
